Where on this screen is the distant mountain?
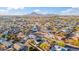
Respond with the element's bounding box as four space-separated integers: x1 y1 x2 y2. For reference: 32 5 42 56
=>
0 12 79 17
30 12 40 15
26 12 58 17
27 12 43 16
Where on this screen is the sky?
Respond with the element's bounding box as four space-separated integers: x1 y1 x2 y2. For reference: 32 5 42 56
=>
0 7 79 15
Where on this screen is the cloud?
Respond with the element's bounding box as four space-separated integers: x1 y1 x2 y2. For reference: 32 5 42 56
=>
33 9 48 14
7 7 24 10
33 9 40 12
0 8 9 15
60 7 79 15
0 9 7 12
0 7 25 15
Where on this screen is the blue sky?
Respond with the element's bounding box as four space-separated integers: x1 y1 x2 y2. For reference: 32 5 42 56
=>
0 7 78 15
